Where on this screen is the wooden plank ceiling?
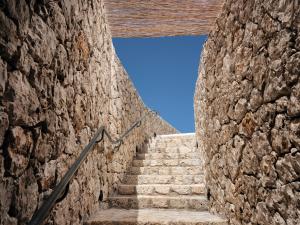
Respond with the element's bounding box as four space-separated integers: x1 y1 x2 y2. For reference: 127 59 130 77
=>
104 0 224 38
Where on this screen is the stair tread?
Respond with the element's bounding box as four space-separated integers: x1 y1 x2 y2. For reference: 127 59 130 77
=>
131 165 201 167
136 153 201 159
125 174 203 178
118 183 205 195
143 146 197 154
132 159 202 167
127 166 204 175
158 133 195 138
133 159 202 162
109 195 208 210
131 165 203 168
110 195 207 199
119 184 205 187
86 208 227 225
124 174 204 185
130 166 202 169
127 174 202 176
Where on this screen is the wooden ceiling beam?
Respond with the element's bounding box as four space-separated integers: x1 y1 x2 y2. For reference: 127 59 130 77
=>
104 0 224 38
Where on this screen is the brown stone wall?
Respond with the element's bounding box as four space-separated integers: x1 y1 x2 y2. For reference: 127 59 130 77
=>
0 1 177 224
194 0 300 224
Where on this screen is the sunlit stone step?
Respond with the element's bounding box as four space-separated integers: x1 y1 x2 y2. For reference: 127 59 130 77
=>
129 166 203 175
109 195 208 210
118 184 205 196
148 134 196 149
136 152 201 160
132 159 202 167
124 175 204 185
143 146 197 154
85 208 228 225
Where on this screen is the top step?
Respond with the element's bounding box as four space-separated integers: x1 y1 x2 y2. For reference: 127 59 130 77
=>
148 133 196 150
156 133 195 139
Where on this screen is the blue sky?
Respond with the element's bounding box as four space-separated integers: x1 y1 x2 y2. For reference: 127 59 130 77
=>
113 36 207 133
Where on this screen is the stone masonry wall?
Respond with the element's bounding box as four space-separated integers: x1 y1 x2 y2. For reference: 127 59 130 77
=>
194 0 300 224
0 1 177 224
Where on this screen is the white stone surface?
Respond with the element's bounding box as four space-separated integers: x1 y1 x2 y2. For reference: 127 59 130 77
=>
86 208 228 225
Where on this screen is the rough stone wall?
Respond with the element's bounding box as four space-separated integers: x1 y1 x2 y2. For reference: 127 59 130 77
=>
194 0 300 224
0 1 177 224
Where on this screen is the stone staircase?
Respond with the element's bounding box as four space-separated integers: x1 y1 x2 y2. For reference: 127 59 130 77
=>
85 133 227 225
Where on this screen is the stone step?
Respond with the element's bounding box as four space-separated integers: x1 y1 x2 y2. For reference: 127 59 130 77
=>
142 146 197 154
108 195 208 210
148 137 196 149
85 208 228 225
124 175 204 185
148 143 195 149
150 134 195 144
136 152 201 160
157 133 195 139
118 184 205 196
129 166 203 175
132 159 202 167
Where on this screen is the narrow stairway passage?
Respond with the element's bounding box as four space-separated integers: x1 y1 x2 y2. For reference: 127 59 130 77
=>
85 133 227 225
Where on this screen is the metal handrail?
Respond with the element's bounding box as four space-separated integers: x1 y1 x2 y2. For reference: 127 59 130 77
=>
28 110 157 225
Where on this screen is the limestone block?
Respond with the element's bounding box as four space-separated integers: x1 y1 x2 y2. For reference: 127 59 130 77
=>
275 96 289 113
289 120 300 148
0 176 14 217
276 153 300 184
285 52 300 86
260 154 277 189
34 134 54 163
0 109 9 146
271 129 291 155
267 30 291 60
39 160 57 191
228 98 248 122
27 15 57 65
239 113 257 137
53 44 68 84
4 0 30 37
6 126 33 177
46 2 67 42
249 89 263 111
17 43 35 75
288 82 300 116
0 10 19 61
263 75 289 103
0 58 7 96
155 186 170 195
252 132 272 160
225 135 244 181
4 71 40 126
15 168 38 222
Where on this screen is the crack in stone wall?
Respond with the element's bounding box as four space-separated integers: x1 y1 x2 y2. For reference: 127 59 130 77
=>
194 0 300 224
0 1 177 224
